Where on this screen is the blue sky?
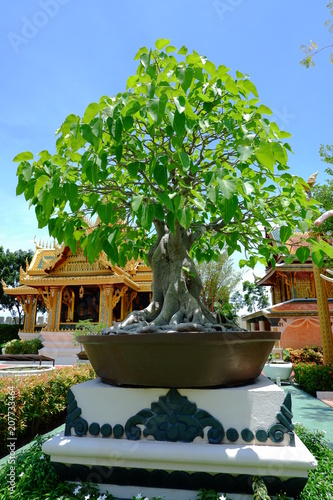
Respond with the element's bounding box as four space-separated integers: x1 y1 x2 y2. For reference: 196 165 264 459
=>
1 0 332 258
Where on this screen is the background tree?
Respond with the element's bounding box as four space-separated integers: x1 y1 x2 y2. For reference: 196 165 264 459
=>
197 251 242 319
231 280 270 314
15 40 321 333
312 148 333 234
300 2 333 68
0 247 33 324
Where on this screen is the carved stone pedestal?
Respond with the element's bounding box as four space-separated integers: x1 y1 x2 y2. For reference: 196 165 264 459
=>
43 376 316 499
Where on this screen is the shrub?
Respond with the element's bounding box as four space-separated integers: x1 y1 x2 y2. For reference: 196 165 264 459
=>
0 364 96 458
293 362 333 396
73 319 107 346
3 338 44 354
295 424 333 499
0 324 20 346
286 346 324 365
2 339 22 354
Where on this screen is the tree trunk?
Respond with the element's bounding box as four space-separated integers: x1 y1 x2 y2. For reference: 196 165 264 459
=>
106 223 239 334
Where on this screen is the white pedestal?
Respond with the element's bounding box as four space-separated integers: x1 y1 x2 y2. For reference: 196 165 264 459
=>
43 376 316 499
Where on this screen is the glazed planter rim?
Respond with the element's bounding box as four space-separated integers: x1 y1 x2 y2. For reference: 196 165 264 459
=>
78 330 281 388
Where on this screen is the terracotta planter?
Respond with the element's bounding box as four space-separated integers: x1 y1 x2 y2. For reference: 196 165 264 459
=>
78 330 280 388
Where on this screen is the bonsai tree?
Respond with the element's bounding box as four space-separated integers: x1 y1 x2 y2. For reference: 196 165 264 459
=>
15 40 320 333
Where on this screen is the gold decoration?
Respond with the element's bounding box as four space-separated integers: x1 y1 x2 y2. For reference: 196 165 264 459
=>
112 286 128 309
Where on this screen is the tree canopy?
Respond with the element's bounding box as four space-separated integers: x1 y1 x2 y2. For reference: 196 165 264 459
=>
198 251 242 313
231 280 270 314
312 149 333 235
15 39 318 271
0 247 33 323
13 40 328 332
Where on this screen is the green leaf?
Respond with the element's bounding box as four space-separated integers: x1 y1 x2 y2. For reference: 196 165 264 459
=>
217 177 237 199
178 151 190 171
107 117 123 143
157 192 174 212
177 206 192 229
134 46 148 60
257 104 273 116
121 115 134 131
175 66 194 92
42 191 54 219
13 151 33 162
98 203 115 224
155 38 171 50
173 109 185 138
147 94 167 124
21 162 33 181
220 195 238 224
166 45 177 53
314 239 333 259
271 143 288 164
154 203 164 221
298 220 309 233
177 45 188 55
83 102 100 123
174 96 186 114
34 175 49 196
103 239 119 263
243 79 258 97
280 226 292 245
296 246 310 264
126 75 138 88
138 203 155 230
312 249 324 268
207 185 217 204
225 77 238 94
85 161 99 185
127 161 140 178
81 124 100 149
153 163 168 189
131 194 143 213
237 145 253 162
255 142 275 170
115 144 123 162
192 195 205 211
167 211 175 233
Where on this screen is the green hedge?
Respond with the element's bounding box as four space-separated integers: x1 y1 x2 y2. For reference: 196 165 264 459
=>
3 338 44 354
0 324 20 346
293 363 333 396
0 364 96 458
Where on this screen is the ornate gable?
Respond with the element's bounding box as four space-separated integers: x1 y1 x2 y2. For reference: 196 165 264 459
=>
46 246 115 277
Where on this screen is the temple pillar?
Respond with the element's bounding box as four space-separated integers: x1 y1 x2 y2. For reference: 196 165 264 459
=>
48 286 61 331
22 295 37 333
312 264 333 364
101 285 114 327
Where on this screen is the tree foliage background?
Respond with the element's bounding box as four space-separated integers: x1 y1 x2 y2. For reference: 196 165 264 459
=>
0 247 33 323
198 251 243 318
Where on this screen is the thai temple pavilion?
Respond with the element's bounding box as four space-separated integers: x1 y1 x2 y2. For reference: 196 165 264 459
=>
243 233 333 349
3 239 152 333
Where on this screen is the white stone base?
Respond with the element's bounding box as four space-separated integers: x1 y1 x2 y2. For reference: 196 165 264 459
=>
43 376 316 498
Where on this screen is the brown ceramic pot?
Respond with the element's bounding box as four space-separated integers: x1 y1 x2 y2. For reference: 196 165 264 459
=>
77 330 280 388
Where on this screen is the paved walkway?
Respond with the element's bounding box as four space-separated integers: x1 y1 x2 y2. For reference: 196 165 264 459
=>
282 383 333 449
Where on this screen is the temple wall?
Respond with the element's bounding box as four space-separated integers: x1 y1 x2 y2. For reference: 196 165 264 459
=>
279 317 325 349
